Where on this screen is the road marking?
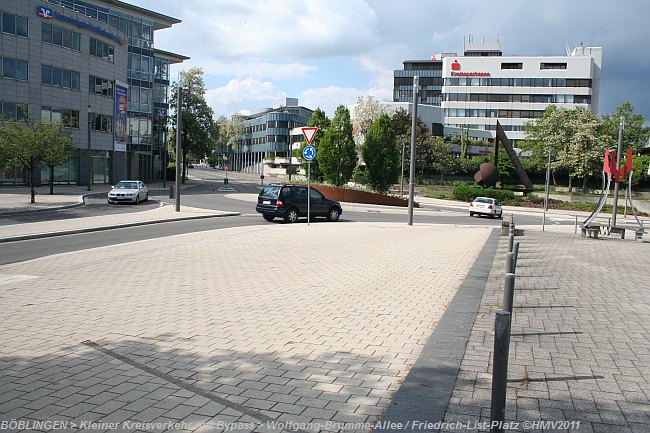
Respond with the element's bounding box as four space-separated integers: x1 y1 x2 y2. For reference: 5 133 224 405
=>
0 274 39 285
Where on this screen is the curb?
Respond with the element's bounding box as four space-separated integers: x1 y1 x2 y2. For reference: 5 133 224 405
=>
0 211 240 243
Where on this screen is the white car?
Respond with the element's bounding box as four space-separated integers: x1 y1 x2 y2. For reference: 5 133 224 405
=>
469 196 503 218
107 180 148 204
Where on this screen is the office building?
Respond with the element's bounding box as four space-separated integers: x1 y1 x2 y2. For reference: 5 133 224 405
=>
0 0 187 186
394 40 602 144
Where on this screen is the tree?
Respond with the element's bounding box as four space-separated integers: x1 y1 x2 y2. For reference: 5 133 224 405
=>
0 118 73 203
352 96 385 161
215 115 244 168
170 68 217 182
390 108 431 179
362 114 399 194
430 136 455 181
297 108 330 181
318 105 357 187
600 102 649 153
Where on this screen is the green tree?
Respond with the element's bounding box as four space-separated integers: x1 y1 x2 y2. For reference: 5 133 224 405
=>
318 105 357 187
170 68 217 182
215 115 244 168
297 108 330 181
390 108 431 179
430 136 455 181
40 122 77 195
600 102 649 153
362 114 399 194
0 119 74 203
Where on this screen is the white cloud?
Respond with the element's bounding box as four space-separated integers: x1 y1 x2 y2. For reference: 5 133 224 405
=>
298 87 366 117
206 79 286 116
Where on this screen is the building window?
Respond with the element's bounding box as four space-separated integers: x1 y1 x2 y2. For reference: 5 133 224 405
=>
1 101 27 121
89 37 114 63
1 57 28 81
2 11 28 37
41 65 80 90
501 62 523 70
41 106 80 128
41 22 80 51
90 113 113 132
540 62 567 70
88 75 114 98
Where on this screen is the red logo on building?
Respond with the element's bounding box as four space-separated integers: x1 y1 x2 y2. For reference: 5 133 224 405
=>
451 60 461 71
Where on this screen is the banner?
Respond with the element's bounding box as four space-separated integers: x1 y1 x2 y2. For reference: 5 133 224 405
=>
114 84 127 152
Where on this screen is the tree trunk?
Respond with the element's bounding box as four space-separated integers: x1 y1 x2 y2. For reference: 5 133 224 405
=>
49 166 55 195
181 150 187 183
568 176 573 193
582 176 588 190
29 168 36 203
552 170 557 186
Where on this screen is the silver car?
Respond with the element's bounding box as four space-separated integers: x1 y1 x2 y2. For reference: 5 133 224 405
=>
107 180 148 204
469 196 503 218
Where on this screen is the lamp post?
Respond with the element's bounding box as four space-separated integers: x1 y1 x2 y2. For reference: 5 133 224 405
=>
175 74 183 212
407 75 419 225
87 105 92 191
542 144 551 231
611 116 625 227
400 141 405 196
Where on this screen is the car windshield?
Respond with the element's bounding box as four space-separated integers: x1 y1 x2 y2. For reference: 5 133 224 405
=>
260 185 282 198
475 198 493 204
115 182 137 189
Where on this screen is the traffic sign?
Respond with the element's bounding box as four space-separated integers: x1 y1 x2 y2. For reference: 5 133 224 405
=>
303 145 316 161
301 127 318 144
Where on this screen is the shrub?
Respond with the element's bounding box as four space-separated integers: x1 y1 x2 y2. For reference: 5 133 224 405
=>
452 183 515 202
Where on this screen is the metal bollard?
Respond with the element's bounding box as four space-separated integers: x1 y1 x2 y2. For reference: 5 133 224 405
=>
502 273 516 314
574 215 578 235
512 241 520 272
490 310 512 433
169 184 174 199
508 230 514 253
506 252 515 275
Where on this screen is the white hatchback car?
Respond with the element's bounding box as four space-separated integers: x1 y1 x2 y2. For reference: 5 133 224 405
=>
107 180 148 204
469 196 503 218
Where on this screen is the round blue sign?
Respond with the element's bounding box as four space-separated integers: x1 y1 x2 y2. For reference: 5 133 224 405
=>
303 145 316 161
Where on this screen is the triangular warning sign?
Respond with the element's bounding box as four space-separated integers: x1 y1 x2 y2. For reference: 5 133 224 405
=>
301 127 318 145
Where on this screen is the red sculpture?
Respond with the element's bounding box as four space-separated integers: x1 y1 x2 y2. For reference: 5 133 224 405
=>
603 148 633 183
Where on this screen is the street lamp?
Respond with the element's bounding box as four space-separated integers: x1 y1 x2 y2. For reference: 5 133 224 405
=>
407 75 419 225
542 144 552 231
87 105 93 191
175 73 184 212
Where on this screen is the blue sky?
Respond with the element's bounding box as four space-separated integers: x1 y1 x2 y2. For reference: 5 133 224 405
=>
130 0 650 122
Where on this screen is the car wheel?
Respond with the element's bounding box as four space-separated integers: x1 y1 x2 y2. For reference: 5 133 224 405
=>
107 199 114 205
326 207 340 222
135 195 140 205
498 212 503 219
263 214 275 222
469 212 474 217
283 208 299 223
144 192 148 202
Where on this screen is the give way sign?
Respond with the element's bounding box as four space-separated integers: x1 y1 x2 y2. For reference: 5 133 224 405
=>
301 127 318 145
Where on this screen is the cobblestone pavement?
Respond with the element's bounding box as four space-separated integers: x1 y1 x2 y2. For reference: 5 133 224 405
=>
0 222 492 432
441 230 650 433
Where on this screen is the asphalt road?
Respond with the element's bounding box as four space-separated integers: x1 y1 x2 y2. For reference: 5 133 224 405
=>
0 169 554 266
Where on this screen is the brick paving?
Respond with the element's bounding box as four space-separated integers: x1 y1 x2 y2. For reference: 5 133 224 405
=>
441 230 650 433
0 222 492 432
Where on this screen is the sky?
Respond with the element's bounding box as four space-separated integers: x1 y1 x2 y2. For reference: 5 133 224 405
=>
129 0 650 122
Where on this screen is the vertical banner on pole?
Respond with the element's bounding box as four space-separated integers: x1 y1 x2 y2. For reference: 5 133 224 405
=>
114 83 128 152
301 127 318 227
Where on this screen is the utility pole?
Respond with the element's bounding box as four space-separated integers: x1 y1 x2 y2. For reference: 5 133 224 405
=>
175 76 183 212
407 76 419 226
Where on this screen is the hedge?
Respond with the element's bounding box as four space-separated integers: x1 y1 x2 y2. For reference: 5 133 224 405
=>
452 184 515 202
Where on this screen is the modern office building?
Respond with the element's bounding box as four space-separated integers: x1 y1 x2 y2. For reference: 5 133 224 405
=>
0 0 187 186
222 98 314 175
394 40 602 144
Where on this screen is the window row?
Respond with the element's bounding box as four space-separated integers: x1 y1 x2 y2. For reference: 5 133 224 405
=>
2 11 28 37
42 22 81 51
42 65 80 90
91 113 113 132
90 37 114 62
445 93 591 104
89 75 114 97
128 53 153 80
41 106 80 128
444 77 592 88
246 124 267 133
128 86 151 113
445 108 545 119
1 101 27 121
2 57 28 81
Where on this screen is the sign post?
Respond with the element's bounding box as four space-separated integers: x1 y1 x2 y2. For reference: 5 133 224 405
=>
301 127 318 226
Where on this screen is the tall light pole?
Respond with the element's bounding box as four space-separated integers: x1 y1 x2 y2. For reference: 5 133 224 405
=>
407 76 419 225
87 105 92 191
542 145 552 231
175 75 183 212
611 116 625 227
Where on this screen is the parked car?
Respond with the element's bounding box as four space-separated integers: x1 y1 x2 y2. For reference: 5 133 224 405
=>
469 196 503 218
256 184 342 223
107 180 148 204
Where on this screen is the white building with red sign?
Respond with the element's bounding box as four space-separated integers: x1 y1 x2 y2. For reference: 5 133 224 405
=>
394 40 602 144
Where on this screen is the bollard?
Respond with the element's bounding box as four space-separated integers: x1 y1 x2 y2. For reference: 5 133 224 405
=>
512 241 520 272
490 310 512 433
502 273 516 314
574 215 578 235
506 252 515 275
508 230 514 253
169 184 174 199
